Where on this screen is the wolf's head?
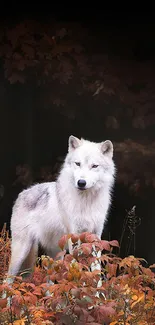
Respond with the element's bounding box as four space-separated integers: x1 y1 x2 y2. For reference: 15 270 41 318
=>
64 135 115 192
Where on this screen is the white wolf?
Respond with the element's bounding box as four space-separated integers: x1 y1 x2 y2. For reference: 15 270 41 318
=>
8 135 115 278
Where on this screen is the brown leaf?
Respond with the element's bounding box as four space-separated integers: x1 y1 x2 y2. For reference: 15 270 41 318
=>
70 288 81 298
85 323 101 325
22 44 35 58
106 116 120 129
17 60 26 71
0 297 7 308
107 263 118 278
56 28 67 39
8 73 25 84
93 304 116 323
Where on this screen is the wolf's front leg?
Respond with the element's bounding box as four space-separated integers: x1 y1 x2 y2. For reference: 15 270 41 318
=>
94 226 103 240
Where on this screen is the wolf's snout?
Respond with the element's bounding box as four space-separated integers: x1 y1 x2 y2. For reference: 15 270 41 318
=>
77 179 86 189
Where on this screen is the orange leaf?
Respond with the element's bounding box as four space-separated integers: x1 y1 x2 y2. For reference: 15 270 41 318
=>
131 293 145 308
67 273 74 281
33 287 42 296
132 294 138 301
41 257 50 267
11 318 26 325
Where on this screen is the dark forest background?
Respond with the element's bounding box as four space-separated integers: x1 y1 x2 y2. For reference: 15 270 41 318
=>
0 9 155 265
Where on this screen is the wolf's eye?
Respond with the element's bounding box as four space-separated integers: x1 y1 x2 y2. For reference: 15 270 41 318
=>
75 162 81 167
92 164 99 168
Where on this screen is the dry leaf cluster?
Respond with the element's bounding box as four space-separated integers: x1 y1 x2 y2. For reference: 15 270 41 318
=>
0 21 155 128
0 226 155 324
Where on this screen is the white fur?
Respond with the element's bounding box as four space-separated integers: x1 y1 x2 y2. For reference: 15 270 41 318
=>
7 135 116 277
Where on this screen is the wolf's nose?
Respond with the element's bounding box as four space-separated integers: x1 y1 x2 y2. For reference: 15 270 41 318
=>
77 179 86 189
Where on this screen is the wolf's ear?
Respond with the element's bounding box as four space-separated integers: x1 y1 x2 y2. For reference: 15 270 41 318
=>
68 135 81 152
100 140 113 158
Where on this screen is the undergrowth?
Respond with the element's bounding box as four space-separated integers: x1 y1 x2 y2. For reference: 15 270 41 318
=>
0 224 155 325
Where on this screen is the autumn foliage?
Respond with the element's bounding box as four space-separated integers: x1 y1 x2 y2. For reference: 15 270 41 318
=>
0 225 155 325
1 20 155 192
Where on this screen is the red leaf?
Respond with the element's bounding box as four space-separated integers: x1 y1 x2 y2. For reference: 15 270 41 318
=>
73 248 79 259
81 243 92 256
85 233 100 243
86 323 101 325
33 287 42 296
79 232 99 243
73 305 83 317
58 234 70 250
109 240 119 247
65 254 75 263
12 295 24 316
86 315 96 322
0 283 10 293
79 232 88 242
23 292 37 305
100 240 111 251
87 256 99 265
22 282 35 290
55 250 66 259
71 233 79 243
1 307 10 313
93 304 115 323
